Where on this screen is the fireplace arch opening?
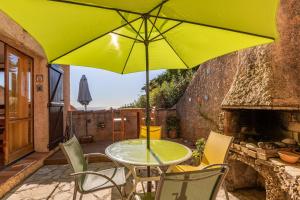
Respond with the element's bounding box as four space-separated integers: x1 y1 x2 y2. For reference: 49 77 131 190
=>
226 159 266 199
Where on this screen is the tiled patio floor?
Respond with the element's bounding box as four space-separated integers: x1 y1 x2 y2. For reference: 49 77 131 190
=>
2 163 265 200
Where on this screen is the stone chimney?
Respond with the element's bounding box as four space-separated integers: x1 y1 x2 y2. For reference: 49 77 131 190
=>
222 0 300 110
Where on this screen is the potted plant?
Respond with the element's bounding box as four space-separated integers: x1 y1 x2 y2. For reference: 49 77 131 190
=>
166 116 180 139
192 138 206 166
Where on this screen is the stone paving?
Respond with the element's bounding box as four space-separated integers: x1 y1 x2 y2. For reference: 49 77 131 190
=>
2 163 265 200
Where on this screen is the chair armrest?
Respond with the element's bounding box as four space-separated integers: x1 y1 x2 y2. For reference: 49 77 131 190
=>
202 164 230 179
202 164 229 170
84 153 119 167
70 171 124 198
84 153 107 157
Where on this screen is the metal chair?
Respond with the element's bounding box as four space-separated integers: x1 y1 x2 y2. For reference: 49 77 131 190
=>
170 131 233 171
169 131 233 200
60 136 126 200
133 164 229 200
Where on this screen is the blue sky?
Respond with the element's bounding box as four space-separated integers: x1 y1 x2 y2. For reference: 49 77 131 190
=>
70 66 164 109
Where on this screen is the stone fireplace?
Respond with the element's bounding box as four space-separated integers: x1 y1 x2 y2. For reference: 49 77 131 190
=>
219 41 300 199
222 109 299 200
224 110 289 140
221 104 300 199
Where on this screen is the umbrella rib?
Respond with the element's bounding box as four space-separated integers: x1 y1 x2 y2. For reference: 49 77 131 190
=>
148 19 190 69
49 0 169 16
50 16 142 63
147 0 169 15
150 38 165 42
49 0 143 15
111 32 143 42
149 15 276 40
150 22 182 41
148 4 163 39
116 11 144 40
121 19 145 74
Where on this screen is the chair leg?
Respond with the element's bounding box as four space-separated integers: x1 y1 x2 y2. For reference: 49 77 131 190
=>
73 187 77 200
141 181 146 194
155 181 158 192
122 186 127 198
223 183 230 200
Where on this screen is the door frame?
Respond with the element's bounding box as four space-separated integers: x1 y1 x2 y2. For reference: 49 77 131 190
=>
3 43 34 165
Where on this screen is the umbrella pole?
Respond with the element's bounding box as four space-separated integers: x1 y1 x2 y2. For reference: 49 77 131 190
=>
145 25 150 150
144 14 152 194
85 105 88 137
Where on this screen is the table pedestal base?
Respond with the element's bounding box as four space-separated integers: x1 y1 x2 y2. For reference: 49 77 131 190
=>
125 164 162 200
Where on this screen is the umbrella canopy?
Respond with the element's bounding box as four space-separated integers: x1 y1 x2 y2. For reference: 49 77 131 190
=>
77 75 92 107
0 0 279 150
0 0 278 73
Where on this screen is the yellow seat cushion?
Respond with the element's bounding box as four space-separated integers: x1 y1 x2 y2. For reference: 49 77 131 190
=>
140 125 162 140
170 163 207 172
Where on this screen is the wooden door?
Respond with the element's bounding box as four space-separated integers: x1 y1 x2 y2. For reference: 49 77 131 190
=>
4 46 33 165
48 64 64 150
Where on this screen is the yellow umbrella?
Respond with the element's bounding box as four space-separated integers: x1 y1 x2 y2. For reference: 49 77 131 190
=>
0 0 278 152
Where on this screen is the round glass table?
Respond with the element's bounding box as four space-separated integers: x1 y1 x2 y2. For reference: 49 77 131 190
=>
105 139 192 166
105 139 192 198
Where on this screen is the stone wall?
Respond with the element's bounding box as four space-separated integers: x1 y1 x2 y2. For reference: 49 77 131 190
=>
155 108 176 138
176 0 300 140
176 53 238 140
280 112 300 142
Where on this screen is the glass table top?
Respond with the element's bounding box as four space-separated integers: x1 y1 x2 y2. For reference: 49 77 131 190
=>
105 139 192 166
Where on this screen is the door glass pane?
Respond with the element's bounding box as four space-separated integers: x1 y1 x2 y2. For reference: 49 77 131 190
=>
8 52 32 119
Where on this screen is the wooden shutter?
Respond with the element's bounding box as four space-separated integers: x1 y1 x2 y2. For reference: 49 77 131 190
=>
48 64 64 149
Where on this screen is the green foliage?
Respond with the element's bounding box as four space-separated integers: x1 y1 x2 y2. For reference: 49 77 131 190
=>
133 95 147 108
195 138 206 153
128 68 198 108
166 116 180 132
192 138 206 159
192 150 201 158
